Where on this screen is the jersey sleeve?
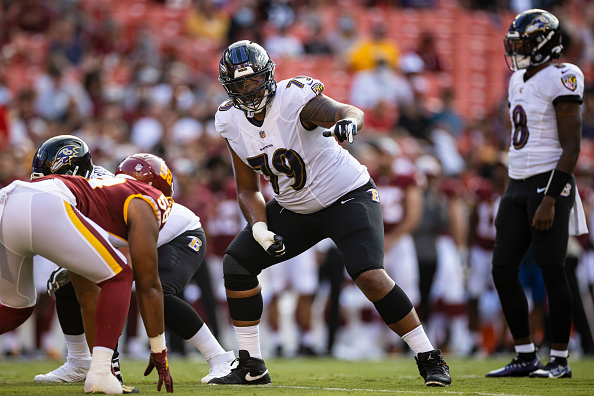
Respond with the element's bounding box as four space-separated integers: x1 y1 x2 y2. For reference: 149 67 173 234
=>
277 76 325 120
546 64 584 105
91 165 115 179
215 100 233 136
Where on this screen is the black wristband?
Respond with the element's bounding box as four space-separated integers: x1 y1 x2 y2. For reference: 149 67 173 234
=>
544 169 572 198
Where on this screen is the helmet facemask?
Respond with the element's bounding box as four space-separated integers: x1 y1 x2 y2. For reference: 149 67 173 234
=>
504 9 563 72
222 68 276 115
219 41 277 117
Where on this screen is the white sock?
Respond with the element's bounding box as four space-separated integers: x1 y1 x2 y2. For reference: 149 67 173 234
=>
64 334 91 360
550 349 568 358
515 343 536 354
301 330 314 347
401 325 434 356
234 325 262 359
269 329 282 347
209 350 235 366
89 347 113 374
186 325 226 361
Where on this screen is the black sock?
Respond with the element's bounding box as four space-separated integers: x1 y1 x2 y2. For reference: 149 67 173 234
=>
550 356 567 365
518 352 536 361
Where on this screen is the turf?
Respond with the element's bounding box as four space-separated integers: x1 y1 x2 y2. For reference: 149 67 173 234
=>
1 355 593 395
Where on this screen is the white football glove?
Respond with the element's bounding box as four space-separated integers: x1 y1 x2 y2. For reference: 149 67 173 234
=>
252 222 286 257
323 117 357 144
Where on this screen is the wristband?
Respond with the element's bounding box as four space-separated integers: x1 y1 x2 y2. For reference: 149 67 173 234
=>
544 169 572 198
252 221 272 249
149 333 167 353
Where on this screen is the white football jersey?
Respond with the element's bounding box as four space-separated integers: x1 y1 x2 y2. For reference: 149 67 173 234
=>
157 203 202 246
215 76 370 214
507 63 584 179
91 165 114 179
91 165 201 248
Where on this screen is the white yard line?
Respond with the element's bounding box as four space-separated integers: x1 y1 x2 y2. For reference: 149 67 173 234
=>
265 385 536 396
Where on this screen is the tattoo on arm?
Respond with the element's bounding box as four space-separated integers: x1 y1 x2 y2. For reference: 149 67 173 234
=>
301 95 341 127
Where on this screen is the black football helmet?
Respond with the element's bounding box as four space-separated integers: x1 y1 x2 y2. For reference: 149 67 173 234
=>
218 40 276 116
31 135 93 180
504 9 563 71
115 153 174 198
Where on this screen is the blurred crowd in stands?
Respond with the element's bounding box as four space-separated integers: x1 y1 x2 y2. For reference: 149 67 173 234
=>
1 0 594 361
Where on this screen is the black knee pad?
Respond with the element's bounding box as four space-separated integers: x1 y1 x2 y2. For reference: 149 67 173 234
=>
223 254 259 291
227 293 263 322
373 285 413 325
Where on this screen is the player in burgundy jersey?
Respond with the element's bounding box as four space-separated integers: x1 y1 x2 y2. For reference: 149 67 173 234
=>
0 174 173 393
368 139 423 352
467 162 508 354
29 144 234 387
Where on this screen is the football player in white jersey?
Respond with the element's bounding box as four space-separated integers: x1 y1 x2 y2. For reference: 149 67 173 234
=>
29 136 235 387
486 9 586 379
209 40 451 387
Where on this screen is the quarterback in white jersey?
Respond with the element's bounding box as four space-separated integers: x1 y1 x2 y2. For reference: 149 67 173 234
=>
507 63 584 180
488 9 584 379
209 40 451 388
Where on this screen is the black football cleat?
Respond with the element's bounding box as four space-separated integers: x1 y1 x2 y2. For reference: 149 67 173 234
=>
208 350 271 385
415 349 452 387
529 357 572 378
112 353 123 385
486 354 542 377
122 385 139 394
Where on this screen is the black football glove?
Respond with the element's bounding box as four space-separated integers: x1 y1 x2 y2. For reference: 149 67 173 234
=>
252 222 286 258
266 234 286 257
323 118 357 144
47 267 71 296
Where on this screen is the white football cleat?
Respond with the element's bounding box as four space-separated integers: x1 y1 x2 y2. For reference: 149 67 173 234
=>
34 357 91 383
84 369 123 394
201 350 237 384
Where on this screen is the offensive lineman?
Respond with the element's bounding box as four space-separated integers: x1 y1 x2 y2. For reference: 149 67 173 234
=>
487 9 587 378
208 40 451 387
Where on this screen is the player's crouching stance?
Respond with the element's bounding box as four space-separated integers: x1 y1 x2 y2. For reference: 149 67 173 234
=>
27 137 235 389
0 172 173 394
207 40 451 387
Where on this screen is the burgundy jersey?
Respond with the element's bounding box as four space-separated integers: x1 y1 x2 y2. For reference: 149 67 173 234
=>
374 173 418 234
470 179 501 250
207 179 245 256
32 174 172 242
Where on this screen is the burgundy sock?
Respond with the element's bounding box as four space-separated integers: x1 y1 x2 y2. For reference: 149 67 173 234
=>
0 305 34 334
94 266 134 349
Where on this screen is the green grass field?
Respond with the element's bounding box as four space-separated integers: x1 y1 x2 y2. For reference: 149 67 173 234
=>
1 355 593 395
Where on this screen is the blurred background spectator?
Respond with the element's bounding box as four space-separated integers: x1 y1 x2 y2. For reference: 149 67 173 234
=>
0 0 593 361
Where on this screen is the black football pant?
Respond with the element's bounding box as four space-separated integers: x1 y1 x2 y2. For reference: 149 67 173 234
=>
492 171 575 345
55 228 209 347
